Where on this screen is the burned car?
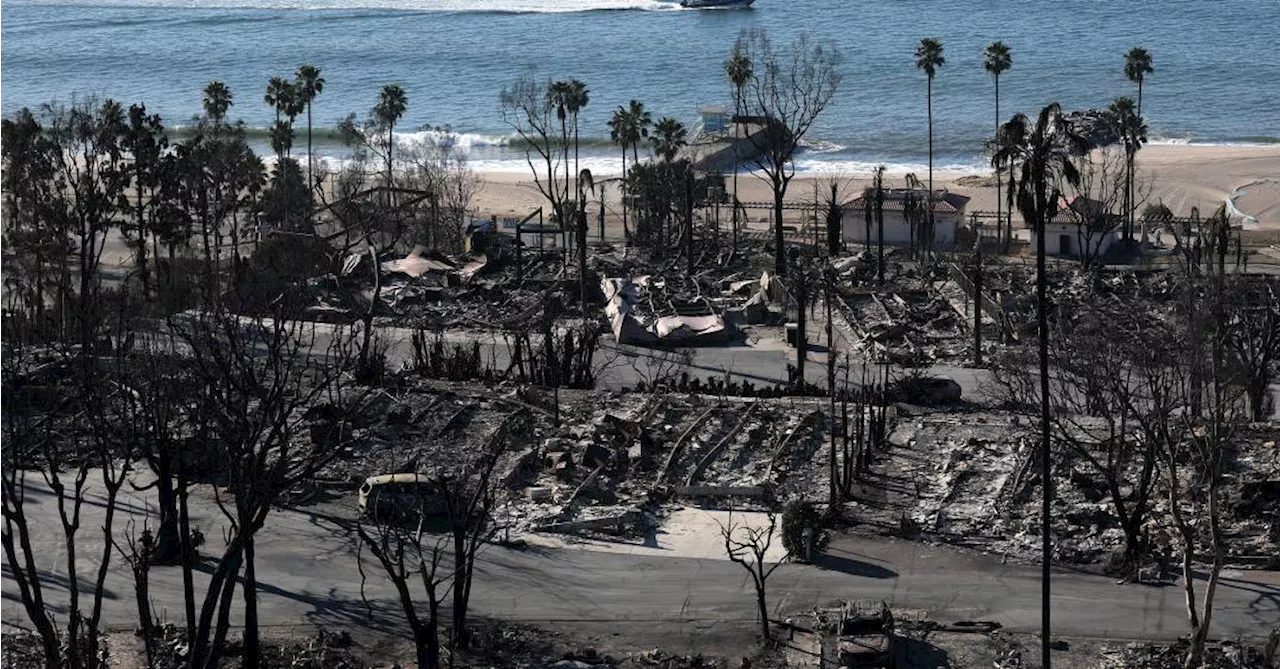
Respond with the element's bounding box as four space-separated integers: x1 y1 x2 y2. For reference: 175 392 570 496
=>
358 473 444 524
837 601 895 668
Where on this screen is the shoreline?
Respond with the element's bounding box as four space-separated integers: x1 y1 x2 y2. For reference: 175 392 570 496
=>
467 143 1280 230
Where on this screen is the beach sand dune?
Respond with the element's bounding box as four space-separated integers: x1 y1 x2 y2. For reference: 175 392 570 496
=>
1135 145 1280 228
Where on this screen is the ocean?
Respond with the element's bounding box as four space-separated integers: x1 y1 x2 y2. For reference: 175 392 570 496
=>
2 0 1278 174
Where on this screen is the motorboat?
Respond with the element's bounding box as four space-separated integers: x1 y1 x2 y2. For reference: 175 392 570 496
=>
681 0 754 8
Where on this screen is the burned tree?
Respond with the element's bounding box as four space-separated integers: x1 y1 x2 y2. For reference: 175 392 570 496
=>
402 130 479 252
443 410 519 649
2 311 134 669
355 411 516 662
1064 142 1146 267
500 76 570 224
357 515 451 669
989 300 1172 576
1221 276 1279 422
731 29 842 277
175 303 363 669
1 101 143 669
819 174 852 257
719 511 787 638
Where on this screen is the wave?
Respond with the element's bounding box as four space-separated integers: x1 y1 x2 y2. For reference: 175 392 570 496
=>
398 128 512 149
791 158 989 176
1148 132 1280 147
168 123 516 149
20 0 682 13
797 138 846 154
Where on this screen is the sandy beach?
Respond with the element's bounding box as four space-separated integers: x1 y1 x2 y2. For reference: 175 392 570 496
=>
470 144 1280 233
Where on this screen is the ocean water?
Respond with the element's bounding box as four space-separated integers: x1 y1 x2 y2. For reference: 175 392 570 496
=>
2 0 1278 174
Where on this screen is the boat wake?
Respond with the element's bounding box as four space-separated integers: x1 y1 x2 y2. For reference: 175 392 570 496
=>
30 0 682 13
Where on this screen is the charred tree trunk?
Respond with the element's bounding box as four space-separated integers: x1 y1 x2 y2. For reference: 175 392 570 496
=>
242 531 260 669
155 464 180 563
178 475 197 644
773 188 786 277
795 271 807 388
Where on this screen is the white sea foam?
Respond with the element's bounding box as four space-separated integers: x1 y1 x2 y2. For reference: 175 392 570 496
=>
797 138 846 154
397 128 512 149
790 158 989 176
28 0 681 12
467 155 625 175
1149 137 1280 148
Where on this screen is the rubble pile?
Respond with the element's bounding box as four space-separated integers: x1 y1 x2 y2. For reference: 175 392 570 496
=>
976 264 1190 340
602 275 737 347
838 285 969 365
855 413 1036 552
1096 638 1276 669
297 244 575 328
325 381 854 541
600 262 801 349
1198 424 1279 565
852 411 1279 566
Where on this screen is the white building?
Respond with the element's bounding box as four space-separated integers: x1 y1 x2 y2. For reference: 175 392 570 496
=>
841 188 971 250
1030 195 1122 261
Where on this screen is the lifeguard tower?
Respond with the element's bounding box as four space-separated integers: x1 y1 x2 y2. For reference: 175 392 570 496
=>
697 105 729 135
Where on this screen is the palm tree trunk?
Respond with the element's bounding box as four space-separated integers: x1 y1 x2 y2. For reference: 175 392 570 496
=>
974 233 983 365
1005 169 1013 251
995 75 1003 251
773 185 786 277
387 124 395 190
574 113 581 209
1133 81 1143 244
926 76 935 259
1126 148 1133 241
561 116 570 213
877 192 885 286
621 148 629 242
1036 183 1053 669
731 95 741 257
307 102 314 207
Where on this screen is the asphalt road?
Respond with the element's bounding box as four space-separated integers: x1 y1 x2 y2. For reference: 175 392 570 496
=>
4 473 1277 643
182 315 1277 418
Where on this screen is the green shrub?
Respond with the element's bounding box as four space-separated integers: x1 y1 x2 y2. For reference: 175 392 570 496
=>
781 500 829 562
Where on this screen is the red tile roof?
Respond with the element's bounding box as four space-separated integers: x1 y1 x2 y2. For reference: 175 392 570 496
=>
844 189 971 214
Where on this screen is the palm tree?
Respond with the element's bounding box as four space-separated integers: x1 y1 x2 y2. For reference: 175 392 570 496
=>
1124 47 1154 116
1109 96 1148 242
650 117 688 163
566 80 589 205
202 80 233 125
294 64 325 195
608 101 652 243
264 76 297 160
608 106 632 240
625 99 653 165
373 83 408 192
915 37 945 256
547 80 572 210
991 102 1087 669
724 43 753 253
984 41 1013 250
1123 47 1153 242
264 76 299 230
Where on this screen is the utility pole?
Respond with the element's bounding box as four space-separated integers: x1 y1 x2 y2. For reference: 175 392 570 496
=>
578 205 589 314
794 253 807 389
973 215 983 366
685 171 695 275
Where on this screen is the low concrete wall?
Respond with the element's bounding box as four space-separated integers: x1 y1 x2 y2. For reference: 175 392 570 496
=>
674 485 769 499
537 510 641 534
